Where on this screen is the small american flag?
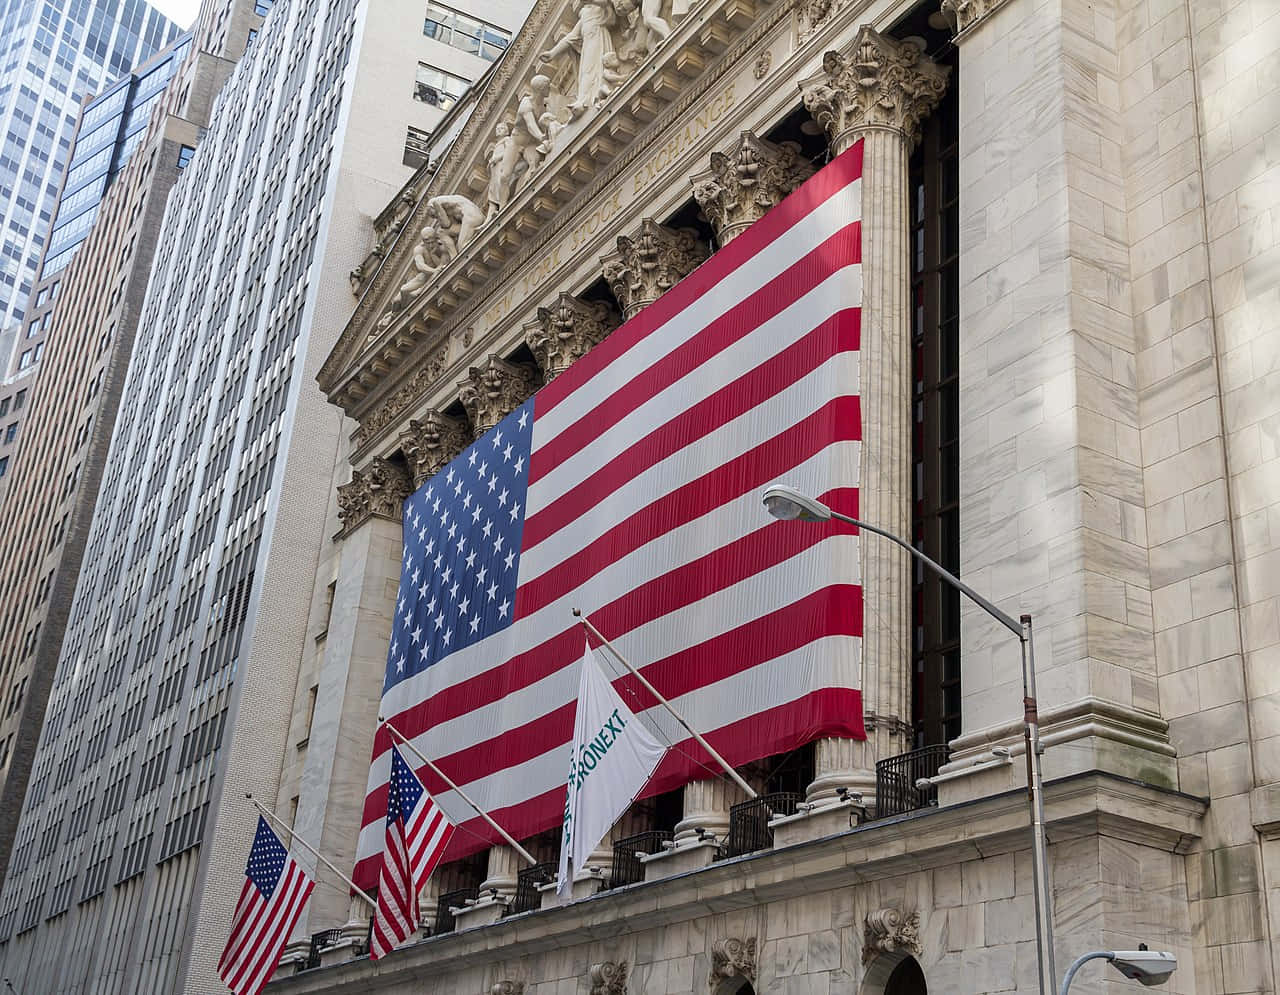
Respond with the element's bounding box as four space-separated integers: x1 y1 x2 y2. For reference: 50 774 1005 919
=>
371 745 455 958
355 141 866 889
217 817 314 995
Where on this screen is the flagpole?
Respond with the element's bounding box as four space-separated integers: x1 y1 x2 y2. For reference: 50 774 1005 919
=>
378 719 539 867
248 795 376 907
573 609 759 800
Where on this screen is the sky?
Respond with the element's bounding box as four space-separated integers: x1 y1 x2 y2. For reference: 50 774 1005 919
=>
149 0 200 29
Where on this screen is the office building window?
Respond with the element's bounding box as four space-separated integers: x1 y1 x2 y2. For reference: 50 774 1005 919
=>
246 28 258 47
423 3 511 60
254 0 273 13
414 63 469 109
177 144 195 169
18 350 32 370
14 390 26 410
404 125 432 169
0 397 8 417
0 457 7 478
33 342 43 363
4 423 17 445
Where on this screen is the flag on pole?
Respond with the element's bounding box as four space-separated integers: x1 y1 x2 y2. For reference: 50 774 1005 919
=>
558 642 665 893
371 745 456 959
217 816 314 995
355 140 865 890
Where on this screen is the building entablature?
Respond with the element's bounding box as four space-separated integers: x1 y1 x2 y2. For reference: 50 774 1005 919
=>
317 0 913 469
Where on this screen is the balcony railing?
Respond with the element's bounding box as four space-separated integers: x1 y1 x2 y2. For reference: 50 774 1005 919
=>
609 830 673 888
303 927 343 969
874 744 949 819
508 862 556 915
434 886 479 935
723 792 803 858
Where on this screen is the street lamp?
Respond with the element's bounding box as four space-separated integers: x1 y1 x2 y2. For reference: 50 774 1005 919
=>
761 483 1057 994
1060 949 1177 992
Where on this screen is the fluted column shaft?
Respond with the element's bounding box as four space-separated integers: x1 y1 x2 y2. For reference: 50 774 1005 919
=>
480 843 521 902
800 27 948 811
675 776 748 845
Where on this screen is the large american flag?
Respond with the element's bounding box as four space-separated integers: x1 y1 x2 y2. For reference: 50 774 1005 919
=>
355 141 865 889
371 745 456 958
218 817 314 995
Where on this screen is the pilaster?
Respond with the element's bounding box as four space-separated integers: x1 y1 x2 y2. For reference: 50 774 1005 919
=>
691 131 814 245
600 219 708 321
798 26 948 811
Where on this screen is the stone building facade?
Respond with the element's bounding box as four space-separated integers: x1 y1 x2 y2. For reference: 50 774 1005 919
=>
267 0 1280 987
256 0 1280 990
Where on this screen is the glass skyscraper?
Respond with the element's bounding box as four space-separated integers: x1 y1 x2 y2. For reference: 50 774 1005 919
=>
0 0 181 347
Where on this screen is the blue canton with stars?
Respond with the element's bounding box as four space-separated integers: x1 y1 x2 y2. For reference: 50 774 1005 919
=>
387 746 425 823
384 399 534 694
245 816 289 898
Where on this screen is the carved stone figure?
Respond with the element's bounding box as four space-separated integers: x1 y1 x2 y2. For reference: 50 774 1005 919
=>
485 123 517 222
374 224 453 332
799 26 950 153
399 410 470 486
939 0 1007 34
527 294 618 380
511 75 553 188
538 0 618 115
427 194 487 254
601 219 708 319
589 960 628 995
335 459 414 533
458 355 541 435
862 908 923 965
692 132 814 245
708 937 756 989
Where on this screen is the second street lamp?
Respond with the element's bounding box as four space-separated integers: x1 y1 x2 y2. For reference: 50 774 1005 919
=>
761 483 1058 995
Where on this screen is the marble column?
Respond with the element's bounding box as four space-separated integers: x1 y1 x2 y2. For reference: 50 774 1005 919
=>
673 776 748 845
692 131 814 246
601 219 708 320
799 27 949 809
479 843 522 903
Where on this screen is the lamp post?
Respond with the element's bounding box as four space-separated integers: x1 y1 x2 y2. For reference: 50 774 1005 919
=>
761 483 1057 994
1059 949 1176 992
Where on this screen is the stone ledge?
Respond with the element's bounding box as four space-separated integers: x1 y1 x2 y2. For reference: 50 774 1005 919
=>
268 772 1206 992
1251 783 1280 837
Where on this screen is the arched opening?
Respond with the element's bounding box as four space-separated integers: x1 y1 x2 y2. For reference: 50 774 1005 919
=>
884 956 927 995
862 953 927 995
713 978 756 995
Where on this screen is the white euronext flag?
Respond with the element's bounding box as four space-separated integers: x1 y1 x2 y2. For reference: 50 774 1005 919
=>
558 642 665 894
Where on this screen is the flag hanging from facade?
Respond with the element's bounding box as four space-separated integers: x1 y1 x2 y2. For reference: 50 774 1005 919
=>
371 745 456 959
217 816 314 995
355 140 865 890
558 642 665 894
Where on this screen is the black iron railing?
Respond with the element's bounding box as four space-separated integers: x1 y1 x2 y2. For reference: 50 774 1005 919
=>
508 862 556 915
304 927 343 969
874 744 949 819
609 830 673 888
434 886 479 934
723 791 803 858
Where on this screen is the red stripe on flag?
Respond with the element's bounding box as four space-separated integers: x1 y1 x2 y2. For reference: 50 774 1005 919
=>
535 140 864 417
524 308 861 547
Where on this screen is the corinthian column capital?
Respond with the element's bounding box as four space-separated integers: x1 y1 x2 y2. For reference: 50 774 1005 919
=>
799 26 950 154
458 355 541 436
601 219 708 320
692 131 815 246
527 294 619 381
399 410 470 486
336 458 414 533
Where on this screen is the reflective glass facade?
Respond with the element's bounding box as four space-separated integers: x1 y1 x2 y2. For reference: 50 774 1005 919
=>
0 0 181 343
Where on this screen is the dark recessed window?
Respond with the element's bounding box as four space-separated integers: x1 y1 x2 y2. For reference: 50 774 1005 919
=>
414 62 469 110
403 125 432 169
176 144 195 169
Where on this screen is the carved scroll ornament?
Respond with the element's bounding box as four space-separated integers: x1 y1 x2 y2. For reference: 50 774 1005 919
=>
692 131 814 245
601 219 707 319
799 25 949 153
528 294 619 381
709 936 757 989
490 982 525 995
589 960 629 995
862 908 922 965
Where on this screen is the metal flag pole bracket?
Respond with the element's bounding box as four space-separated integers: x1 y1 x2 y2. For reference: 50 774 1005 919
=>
378 718 538 867
572 609 758 800
246 794 376 907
